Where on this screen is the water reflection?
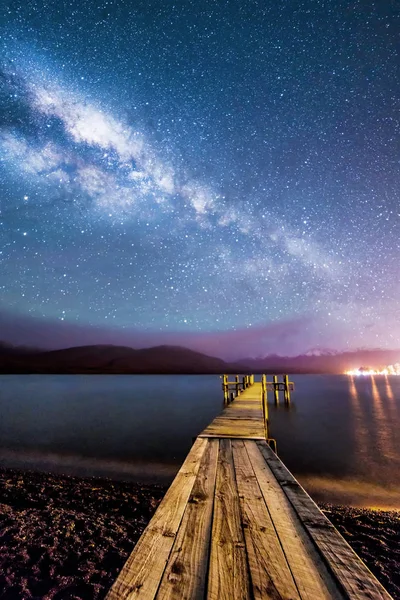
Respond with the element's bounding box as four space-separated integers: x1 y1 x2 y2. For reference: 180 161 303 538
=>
370 376 395 459
384 375 398 427
270 374 400 508
385 375 395 403
348 375 369 460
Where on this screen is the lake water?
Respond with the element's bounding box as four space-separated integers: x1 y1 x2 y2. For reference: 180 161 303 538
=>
1 374 400 509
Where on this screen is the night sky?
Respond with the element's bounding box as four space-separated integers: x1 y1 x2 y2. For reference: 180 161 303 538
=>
0 0 399 359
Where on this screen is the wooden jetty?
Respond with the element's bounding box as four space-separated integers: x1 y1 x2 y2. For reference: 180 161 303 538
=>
106 378 393 600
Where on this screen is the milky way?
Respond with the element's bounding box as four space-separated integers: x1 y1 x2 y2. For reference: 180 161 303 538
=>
0 0 399 357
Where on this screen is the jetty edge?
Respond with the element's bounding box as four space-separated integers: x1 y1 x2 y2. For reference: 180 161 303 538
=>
106 376 393 600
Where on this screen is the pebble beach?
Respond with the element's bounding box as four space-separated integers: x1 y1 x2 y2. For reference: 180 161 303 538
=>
0 468 399 600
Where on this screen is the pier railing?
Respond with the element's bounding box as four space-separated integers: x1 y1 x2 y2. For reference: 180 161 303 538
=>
222 373 294 404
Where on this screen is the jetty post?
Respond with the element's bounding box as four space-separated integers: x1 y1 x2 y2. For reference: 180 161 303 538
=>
283 374 291 403
222 374 228 403
261 373 268 438
273 374 279 404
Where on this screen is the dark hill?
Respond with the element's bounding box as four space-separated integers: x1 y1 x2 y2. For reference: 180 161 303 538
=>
2 341 399 374
0 343 231 374
0 341 41 355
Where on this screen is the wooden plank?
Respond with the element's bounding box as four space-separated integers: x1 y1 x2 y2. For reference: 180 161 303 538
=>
156 439 219 600
201 417 263 424
256 441 393 600
216 410 262 415
214 409 264 415
215 417 264 422
200 433 266 440
204 415 263 421
200 428 265 439
224 404 255 410
219 412 264 417
221 407 262 413
231 440 300 600
201 417 263 425
106 438 208 600
200 429 264 436
200 385 265 439
200 421 265 438
219 410 263 414
246 441 343 600
207 439 250 600
201 420 264 430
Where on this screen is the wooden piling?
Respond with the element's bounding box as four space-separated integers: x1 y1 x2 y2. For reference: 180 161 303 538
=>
222 374 228 403
283 374 290 403
261 374 268 438
273 375 279 404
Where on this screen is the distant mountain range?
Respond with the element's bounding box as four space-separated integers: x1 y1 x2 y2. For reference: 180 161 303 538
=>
0 343 231 374
243 348 400 374
1 342 399 374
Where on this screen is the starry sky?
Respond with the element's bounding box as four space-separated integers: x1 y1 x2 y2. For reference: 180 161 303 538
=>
0 0 399 359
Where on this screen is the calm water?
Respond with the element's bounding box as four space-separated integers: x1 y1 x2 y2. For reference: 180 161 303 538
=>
1 374 400 508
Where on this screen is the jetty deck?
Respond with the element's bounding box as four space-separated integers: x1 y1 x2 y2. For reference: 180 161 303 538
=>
106 380 393 600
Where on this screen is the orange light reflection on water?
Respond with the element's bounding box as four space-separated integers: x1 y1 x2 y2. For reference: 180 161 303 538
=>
385 374 395 402
348 375 368 460
370 376 395 460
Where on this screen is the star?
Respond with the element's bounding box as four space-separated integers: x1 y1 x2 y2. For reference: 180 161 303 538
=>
0 0 398 356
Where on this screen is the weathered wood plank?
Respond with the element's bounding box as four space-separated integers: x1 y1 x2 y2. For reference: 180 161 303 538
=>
201 422 265 432
214 408 263 413
207 439 250 600
246 441 343 600
201 418 263 426
217 412 263 418
207 418 263 423
106 438 208 600
200 429 265 439
216 412 262 418
200 421 265 438
203 415 263 422
200 384 265 439
256 441 393 600
156 439 219 600
201 384 264 435
231 440 300 600
200 433 266 439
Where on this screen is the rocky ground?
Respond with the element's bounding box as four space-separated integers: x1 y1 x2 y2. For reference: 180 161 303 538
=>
0 469 166 599
0 468 398 599
320 503 400 599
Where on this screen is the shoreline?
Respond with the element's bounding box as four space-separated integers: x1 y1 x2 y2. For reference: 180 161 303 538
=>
0 468 399 599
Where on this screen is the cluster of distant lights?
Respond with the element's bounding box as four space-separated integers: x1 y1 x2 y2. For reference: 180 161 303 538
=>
345 364 400 376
